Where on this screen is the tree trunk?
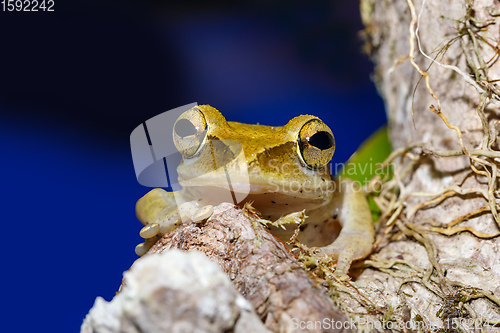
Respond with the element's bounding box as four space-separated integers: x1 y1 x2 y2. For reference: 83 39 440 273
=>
356 0 500 330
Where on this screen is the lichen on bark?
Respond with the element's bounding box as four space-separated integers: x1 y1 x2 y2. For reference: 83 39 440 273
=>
343 0 500 330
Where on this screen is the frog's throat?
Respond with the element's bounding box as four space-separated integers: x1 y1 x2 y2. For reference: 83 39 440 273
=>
178 178 334 198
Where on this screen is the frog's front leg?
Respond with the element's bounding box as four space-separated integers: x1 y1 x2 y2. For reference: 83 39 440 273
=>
134 188 212 256
319 178 374 280
135 188 181 256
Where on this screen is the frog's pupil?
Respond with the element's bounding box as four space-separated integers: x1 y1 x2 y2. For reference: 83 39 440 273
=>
175 119 197 138
308 131 334 150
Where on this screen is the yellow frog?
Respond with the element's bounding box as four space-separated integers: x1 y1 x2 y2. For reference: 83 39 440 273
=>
134 105 374 279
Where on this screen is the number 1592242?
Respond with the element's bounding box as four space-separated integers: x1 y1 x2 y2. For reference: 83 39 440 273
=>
1 0 54 11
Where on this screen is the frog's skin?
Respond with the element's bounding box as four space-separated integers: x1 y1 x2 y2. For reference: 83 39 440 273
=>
135 105 374 279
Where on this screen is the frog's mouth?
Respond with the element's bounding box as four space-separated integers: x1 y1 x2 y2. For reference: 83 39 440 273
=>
180 180 331 220
177 155 334 203
180 175 334 202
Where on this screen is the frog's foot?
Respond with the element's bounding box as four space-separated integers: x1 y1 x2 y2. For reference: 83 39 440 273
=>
315 231 372 281
134 205 183 256
311 245 351 281
139 223 160 239
135 237 160 256
135 194 214 256
190 204 214 223
134 211 183 257
136 188 178 225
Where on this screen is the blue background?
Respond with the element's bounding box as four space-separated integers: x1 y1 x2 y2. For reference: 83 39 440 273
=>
0 1 386 331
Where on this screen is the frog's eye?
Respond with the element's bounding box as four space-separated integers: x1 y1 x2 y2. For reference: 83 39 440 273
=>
173 107 208 157
298 119 335 169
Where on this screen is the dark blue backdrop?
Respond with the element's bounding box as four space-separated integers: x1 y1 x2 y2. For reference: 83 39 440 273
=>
0 1 386 331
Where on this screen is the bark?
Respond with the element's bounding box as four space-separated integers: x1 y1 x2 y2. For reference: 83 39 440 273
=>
137 203 352 333
353 0 500 331
81 249 270 333
83 203 353 333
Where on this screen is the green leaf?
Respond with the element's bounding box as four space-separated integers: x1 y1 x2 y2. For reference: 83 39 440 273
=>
337 126 392 220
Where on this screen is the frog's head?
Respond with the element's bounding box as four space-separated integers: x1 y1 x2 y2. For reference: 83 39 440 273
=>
173 105 335 210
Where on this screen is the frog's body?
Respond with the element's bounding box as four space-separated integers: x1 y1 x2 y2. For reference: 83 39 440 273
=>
135 105 374 279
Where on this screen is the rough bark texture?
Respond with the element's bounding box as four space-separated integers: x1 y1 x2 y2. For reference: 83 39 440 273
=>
141 203 352 332
81 249 269 333
347 0 500 331
83 203 353 333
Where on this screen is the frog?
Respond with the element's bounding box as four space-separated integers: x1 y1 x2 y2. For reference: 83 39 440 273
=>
134 105 374 280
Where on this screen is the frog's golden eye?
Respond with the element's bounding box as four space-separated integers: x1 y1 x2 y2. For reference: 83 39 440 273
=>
173 107 207 157
298 119 335 169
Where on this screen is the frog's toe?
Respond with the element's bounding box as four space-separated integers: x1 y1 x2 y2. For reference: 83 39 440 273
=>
333 250 354 280
192 205 214 223
333 270 350 281
314 239 356 279
135 235 160 256
135 241 152 256
308 246 351 280
139 223 160 239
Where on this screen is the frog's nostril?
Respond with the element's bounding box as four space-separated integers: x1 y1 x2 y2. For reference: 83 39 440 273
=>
308 131 334 150
174 119 197 138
